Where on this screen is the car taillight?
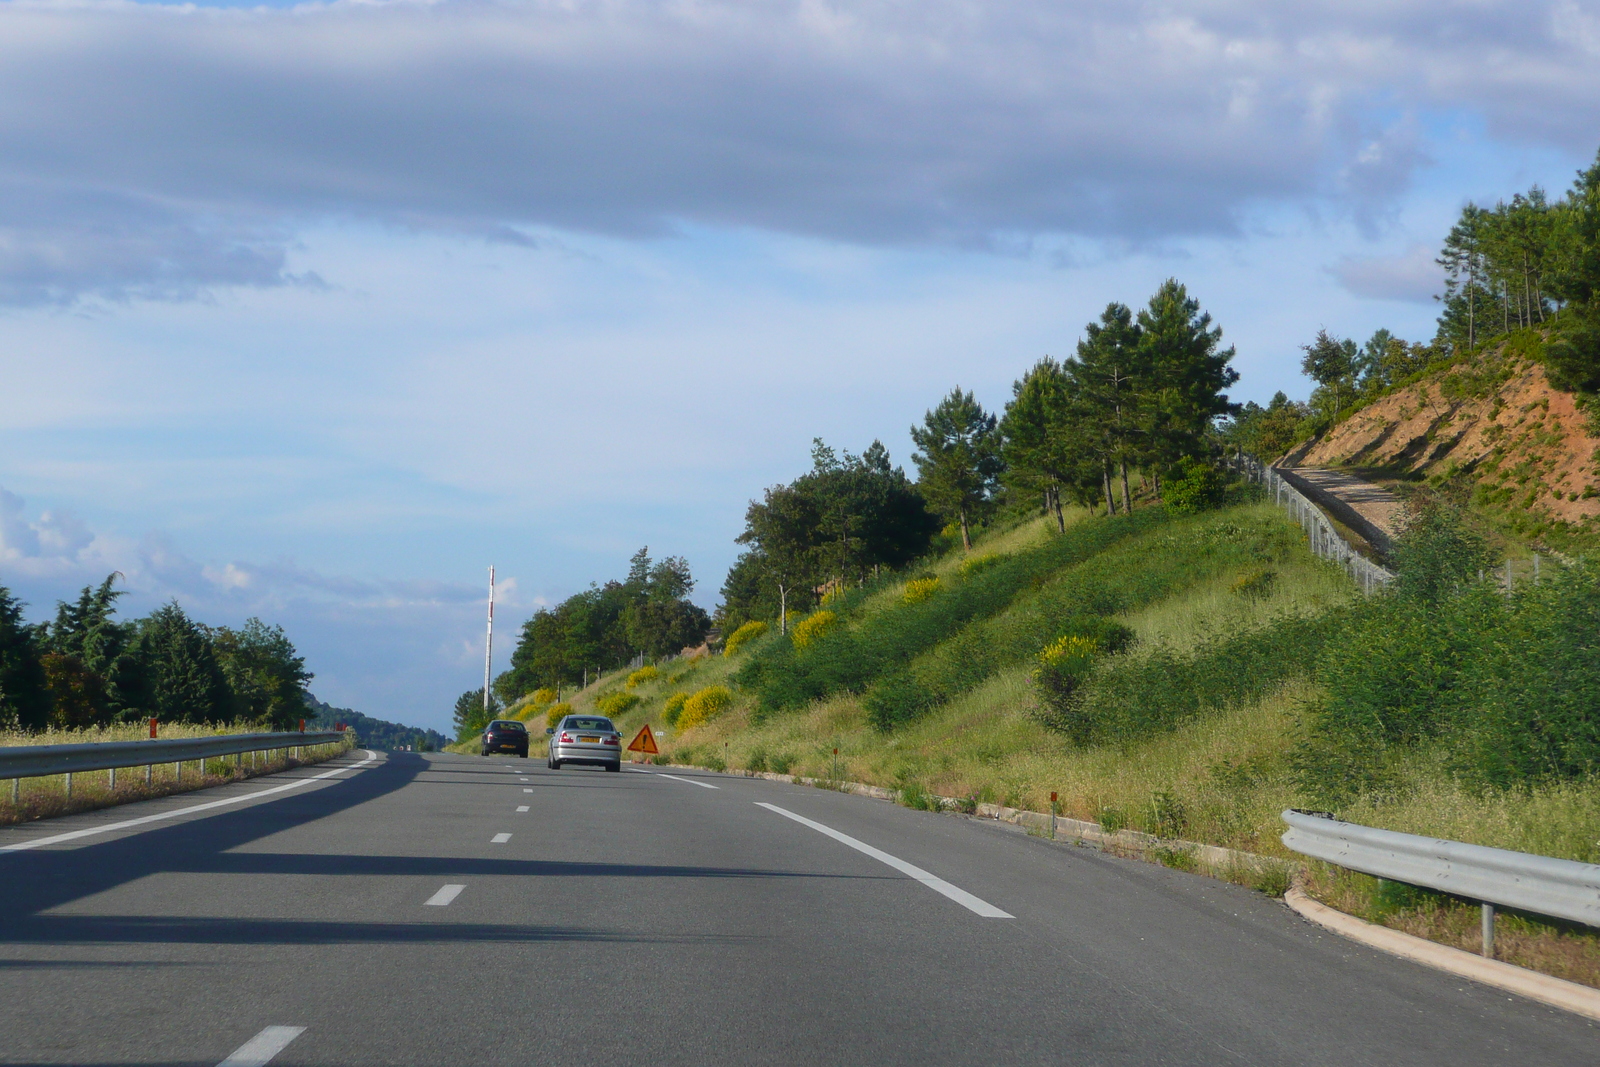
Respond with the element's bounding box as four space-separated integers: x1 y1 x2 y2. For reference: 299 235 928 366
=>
604 736 619 745
559 732 572 743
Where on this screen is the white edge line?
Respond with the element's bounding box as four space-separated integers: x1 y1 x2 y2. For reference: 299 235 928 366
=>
217 1024 306 1067
652 772 720 790
756 802 1012 918
424 884 466 907
0 751 380 855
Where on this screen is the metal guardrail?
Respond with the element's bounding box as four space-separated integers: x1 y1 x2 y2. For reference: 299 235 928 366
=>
1231 455 1395 594
1282 809 1600 956
1 731 350 802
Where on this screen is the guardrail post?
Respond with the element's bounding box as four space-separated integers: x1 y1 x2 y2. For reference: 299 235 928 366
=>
1482 903 1495 958
109 766 116 792
146 762 152 785
65 772 72 800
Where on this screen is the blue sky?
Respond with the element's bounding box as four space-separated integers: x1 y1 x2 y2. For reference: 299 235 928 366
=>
2 0 1598 732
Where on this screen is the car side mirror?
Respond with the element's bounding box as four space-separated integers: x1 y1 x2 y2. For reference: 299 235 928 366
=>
546 728 555 735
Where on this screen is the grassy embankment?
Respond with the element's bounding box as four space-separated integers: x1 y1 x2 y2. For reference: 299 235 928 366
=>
518 499 1600 985
0 721 356 826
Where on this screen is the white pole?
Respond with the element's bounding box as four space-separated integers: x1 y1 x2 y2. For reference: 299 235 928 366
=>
483 565 496 719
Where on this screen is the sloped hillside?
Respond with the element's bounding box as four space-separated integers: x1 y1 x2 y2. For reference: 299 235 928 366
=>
1282 336 1600 538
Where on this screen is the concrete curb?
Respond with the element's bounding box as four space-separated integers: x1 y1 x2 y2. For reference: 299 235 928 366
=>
1285 886 1600 1022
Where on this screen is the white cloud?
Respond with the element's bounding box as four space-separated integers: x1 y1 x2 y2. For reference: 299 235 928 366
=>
0 0 1595 303
1331 243 1443 303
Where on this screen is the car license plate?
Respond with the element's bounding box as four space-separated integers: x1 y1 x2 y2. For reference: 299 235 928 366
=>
500 744 516 749
579 735 599 743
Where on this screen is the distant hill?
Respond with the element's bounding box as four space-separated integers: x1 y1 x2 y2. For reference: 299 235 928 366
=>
305 695 450 752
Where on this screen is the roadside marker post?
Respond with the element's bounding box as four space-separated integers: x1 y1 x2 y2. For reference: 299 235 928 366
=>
626 724 659 760
1049 792 1058 839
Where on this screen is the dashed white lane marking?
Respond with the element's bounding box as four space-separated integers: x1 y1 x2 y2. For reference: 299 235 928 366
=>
516 805 530 812
755 802 1013 918
644 771 719 790
217 1025 305 1066
425 884 465 907
523 788 534 793
519 778 530 782
491 833 512 843
0 752 381 855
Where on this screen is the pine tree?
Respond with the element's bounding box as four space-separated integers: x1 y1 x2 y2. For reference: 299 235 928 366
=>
128 602 231 723
0 586 49 731
910 388 1003 550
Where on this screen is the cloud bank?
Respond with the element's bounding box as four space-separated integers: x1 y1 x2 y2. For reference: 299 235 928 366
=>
1 0 1597 303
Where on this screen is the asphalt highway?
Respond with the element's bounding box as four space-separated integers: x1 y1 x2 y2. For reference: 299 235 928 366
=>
0 749 1594 1065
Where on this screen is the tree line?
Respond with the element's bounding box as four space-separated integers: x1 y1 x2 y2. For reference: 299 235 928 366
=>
488 547 711 703
721 278 1240 630
0 576 313 732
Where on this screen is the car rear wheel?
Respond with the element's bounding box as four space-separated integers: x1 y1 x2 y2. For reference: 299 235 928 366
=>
551 759 562 770
606 761 621 773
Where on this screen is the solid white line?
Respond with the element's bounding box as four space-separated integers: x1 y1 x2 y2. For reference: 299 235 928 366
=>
755 802 1012 918
491 832 512 843
424 884 465 907
651 772 720 790
0 751 381 855
516 805 529 812
217 1025 305 1066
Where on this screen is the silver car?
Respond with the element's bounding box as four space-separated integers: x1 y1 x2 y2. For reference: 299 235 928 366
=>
546 715 623 772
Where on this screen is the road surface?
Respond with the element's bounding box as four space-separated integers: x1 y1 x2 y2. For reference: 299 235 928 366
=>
0 750 1593 1065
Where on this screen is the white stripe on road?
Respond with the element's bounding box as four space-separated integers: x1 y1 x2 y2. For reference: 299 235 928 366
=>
520 778 530 782
491 833 512 843
647 772 719 790
0 752 381 855
424 884 465 907
516 805 529 812
218 1025 305 1066
523 788 533 793
755 802 1012 918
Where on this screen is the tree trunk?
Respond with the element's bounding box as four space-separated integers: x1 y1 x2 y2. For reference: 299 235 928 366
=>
1051 485 1065 533
1120 461 1132 514
1103 463 1117 515
1153 469 1161 500
959 509 972 551
778 583 788 634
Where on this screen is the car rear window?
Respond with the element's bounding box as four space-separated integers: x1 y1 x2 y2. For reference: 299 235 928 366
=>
489 721 525 732
565 717 614 732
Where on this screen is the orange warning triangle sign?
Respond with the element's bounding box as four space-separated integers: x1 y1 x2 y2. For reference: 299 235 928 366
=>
627 723 659 754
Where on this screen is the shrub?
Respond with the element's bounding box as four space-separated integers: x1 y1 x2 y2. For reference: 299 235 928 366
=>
901 577 941 605
1044 613 1325 745
769 751 795 775
595 691 641 717
677 686 733 730
747 747 769 773
1230 569 1276 601
626 665 659 689
1164 459 1227 515
544 702 572 728
531 687 559 705
662 691 689 727
864 670 938 732
790 611 838 650
957 554 1003 579
723 620 770 657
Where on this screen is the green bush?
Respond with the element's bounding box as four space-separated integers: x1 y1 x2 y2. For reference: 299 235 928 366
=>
901 577 941 605
662 691 689 727
545 702 571 728
626 666 659 689
1163 459 1228 515
1044 612 1329 745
